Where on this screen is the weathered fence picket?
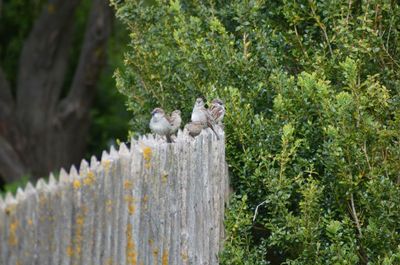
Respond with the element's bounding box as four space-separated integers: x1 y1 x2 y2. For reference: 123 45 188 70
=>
0 129 228 265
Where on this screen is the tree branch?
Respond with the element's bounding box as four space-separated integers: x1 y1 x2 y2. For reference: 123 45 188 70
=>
16 0 80 130
0 66 14 120
0 66 15 141
0 135 26 182
348 193 368 264
58 0 112 121
349 194 362 238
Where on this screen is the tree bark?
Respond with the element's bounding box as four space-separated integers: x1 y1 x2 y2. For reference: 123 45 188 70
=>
0 0 112 182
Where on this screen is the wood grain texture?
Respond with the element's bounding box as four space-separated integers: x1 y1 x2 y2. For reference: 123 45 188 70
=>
0 129 229 264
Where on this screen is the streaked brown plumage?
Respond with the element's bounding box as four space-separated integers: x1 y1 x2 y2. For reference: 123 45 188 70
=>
149 108 173 143
209 98 225 125
169 110 182 135
191 98 219 140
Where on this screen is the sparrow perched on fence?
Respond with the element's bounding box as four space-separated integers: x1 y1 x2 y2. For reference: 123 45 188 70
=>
209 98 225 125
184 121 205 138
191 98 219 139
169 110 182 135
149 108 173 143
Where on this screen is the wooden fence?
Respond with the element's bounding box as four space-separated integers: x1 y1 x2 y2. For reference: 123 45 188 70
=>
0 129 229 265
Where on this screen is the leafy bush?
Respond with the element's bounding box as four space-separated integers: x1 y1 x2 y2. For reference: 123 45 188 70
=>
112 0 400 263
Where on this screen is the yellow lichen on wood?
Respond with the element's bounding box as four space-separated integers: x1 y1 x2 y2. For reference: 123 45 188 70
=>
73 179 81 190
4 207 12 216
76 216 84 226
162 250 169 265
142 146 152 169
142 194 149 210
66 245 73 257
161 171 168 184
8 219 18 246
181 251 188 262
67 214 84 258
128 204 135 215
39 194 47 206
106 199 113 213
83 171 95 186
152 248 159 261
126 223 137 265
124 180 133 190
125 195 136 215
102 159 112 171
124 195 137 203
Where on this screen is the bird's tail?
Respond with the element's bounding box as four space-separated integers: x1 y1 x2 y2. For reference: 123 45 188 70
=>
166 134 173 143
207 122 220 140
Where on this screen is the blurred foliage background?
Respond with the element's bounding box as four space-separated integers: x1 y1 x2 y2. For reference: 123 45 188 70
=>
112 0 400 264
0 0 130 190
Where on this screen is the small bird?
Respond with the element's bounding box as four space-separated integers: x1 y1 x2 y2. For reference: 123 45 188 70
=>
209 98 225 125
149 108 173 143
184 122 205 138
169 110 182 135
191 98 219 139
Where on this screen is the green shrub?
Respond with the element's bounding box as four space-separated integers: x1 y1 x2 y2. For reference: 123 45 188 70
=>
112 0 400 263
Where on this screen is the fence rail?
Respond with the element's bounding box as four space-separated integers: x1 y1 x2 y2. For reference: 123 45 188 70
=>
0 129 229 265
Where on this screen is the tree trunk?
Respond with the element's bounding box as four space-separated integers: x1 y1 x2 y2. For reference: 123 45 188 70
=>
0 0 112 182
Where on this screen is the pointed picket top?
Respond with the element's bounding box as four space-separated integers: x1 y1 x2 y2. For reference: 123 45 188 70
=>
139 134 148 144
59 168 70 183
48 173 57 187
141 134 160 147
79 159 90 175
5 192 16 205
101 150 110 161
118 142 129 156
147 133 155 142
145 134 154 143
110 145 118 158
35 178 48 191
149 134 161 144
90 155 98 169
16 187 26 202
101 150 113 172
150 134 159 144
69 165 78 178
130 136 139 150
130 140 141 154
24 181 35 194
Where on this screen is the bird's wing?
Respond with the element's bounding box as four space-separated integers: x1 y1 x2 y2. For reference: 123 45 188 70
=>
210 106 221 119
165 114 173 124
204 107 216 123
